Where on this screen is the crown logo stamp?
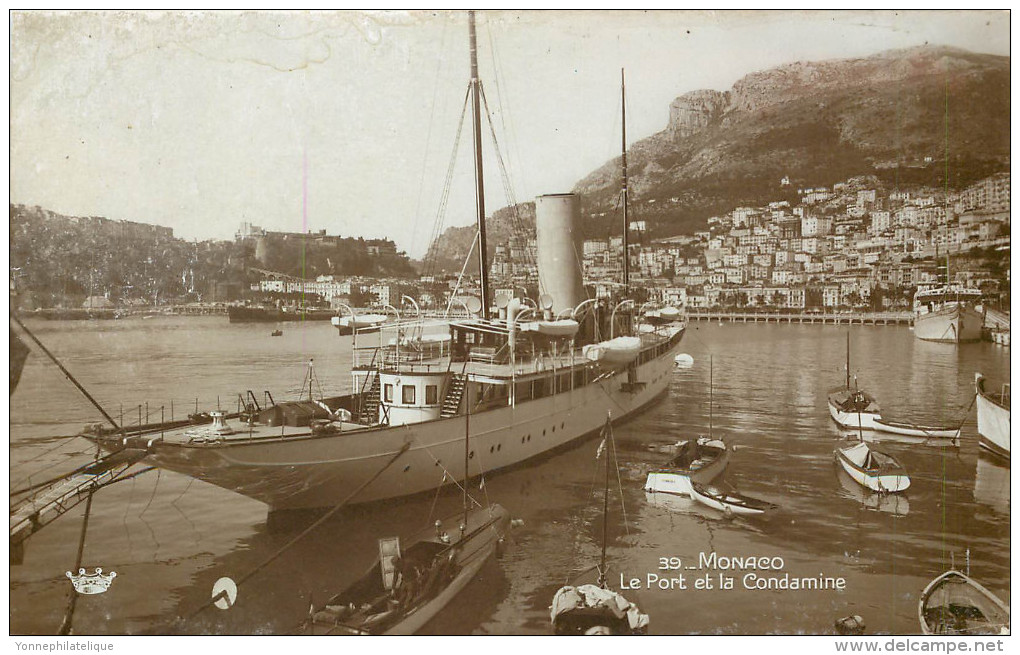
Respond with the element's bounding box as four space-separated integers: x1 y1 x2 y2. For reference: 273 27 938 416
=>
66 567 116 595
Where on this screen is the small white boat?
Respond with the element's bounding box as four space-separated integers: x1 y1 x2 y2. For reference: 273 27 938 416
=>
975 373 1010 460
919 570 1010 635
331 313 388 331
835 441 910 493
690 482 777 516
674 353 694 368
659 306 682 320
645 437 729 497
522 319 579 337
644 306 682 324
583 336 641 365
827 334 881 429
873 418 961 445
828 389 882 429
835 466 910 516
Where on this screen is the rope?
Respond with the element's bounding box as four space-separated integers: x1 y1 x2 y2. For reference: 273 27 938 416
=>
607 423 631 538
181 442 411 622
57 484 95 635
421 85 472 284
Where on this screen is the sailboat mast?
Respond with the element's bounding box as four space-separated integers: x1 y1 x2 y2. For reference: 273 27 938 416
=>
709 355 713 438
599 419 610 588
621 68 630 295
469 11 490 318
464 382 470 531
845 332 850 390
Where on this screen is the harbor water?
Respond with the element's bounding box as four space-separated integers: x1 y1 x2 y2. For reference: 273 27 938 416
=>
9 317 1011 635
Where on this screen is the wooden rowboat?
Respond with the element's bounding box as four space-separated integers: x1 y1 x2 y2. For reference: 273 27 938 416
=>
645 437 729 497
835 441 910 493
873 418 960 444
690 482 777 516
306 504 510 635
919 570 1009 635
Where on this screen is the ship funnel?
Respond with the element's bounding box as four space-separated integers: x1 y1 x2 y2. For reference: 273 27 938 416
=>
535 194 585 316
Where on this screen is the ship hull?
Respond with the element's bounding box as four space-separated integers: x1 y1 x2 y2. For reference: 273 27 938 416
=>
142 329 685 511
976 375 1010 461
913 304 983 343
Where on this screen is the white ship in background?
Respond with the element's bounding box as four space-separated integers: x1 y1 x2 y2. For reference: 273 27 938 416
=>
86 15 686 514
913 284 984 343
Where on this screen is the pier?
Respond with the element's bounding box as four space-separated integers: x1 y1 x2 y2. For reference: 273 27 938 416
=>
686 310 912 326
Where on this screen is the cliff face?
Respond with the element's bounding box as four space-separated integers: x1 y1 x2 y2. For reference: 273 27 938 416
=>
430 45 1009 267
574 45 1009 238
668 89 728 139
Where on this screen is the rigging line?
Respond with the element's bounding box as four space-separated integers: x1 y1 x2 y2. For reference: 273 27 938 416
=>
182 442 413 622
10 437 95 491
479 83 535 270
138 468 162 518
444 230 480 317
608 421 631 537
422 85 472 283
486 23 526 205
409 15 450 260
411 437 484 509
56 484 95 636
11 314 120 431
10 452 116 498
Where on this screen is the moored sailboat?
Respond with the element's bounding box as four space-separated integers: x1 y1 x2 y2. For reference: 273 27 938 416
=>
550 415 649 635
827 333 881 429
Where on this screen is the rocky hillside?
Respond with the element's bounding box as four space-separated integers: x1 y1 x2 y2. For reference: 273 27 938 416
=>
575 45 1009 237
427 45 1009 266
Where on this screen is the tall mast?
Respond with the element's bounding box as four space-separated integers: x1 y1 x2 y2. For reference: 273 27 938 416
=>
709 355 714 438
469 11 490 318
621 68 630 295
463 380 470 532
845 332 851 390
599 418 610 588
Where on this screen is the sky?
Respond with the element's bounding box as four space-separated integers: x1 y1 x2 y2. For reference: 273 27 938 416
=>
9 10 1010 258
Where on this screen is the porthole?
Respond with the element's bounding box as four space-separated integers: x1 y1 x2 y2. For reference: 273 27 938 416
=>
552 426 555 433
543 429 546 436
497 444 501 452
490 445 495 453
561 422 565 429
521 436 525 444
469 451 475 459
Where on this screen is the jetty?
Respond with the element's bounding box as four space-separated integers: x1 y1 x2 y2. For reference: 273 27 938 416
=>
686 310 912 326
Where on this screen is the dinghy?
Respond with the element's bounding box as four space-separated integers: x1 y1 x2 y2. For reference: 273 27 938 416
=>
674 353 694 368
690 482 777 517
835 441 910 493
521 319 580 337
306 504 510 635
873 418 961 445
645 437 729 497
919 570 1009 635
332 313 388 332
583 336 640 365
